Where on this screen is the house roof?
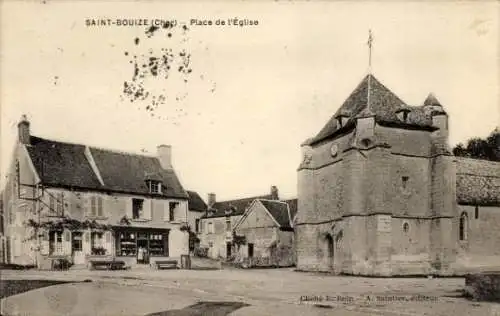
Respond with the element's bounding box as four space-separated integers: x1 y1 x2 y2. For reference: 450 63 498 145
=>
27 136 103 189
455 157 500 206
187 191 207 212
26 135 188 198
202 194 274 218
259 199 294 229
309 74 435 145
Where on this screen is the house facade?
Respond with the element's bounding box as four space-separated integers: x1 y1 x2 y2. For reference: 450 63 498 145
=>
296 74 500 276
233 198 297 267
1 115 191 268
198 186 280 260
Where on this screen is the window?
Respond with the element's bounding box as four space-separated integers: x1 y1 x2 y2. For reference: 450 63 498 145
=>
48 193 64 216
475 206 479 219
208 241 213 248
72 232 83 252
57 193 64 216
226 217 231 232
169 202 178 221
403 222 409 233
402 176 409 190
148 181 162 194
49 231 63 255
459 212 468 241
208 222 214 234
90 196 103 217
195 219 200 233
91 232 104 249
132 199 144 219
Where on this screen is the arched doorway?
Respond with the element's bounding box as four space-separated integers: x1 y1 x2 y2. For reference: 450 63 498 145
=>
325 234 334 270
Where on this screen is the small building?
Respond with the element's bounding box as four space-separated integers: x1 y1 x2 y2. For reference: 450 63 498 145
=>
1 115 191 268
198 186 280 260
186 190 207 251
233 198 297 267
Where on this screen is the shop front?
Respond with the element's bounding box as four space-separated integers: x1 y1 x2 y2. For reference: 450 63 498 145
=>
113 227 170 264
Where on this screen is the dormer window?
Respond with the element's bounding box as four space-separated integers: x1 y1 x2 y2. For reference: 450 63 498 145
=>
148 180 162 194
396 109 411 123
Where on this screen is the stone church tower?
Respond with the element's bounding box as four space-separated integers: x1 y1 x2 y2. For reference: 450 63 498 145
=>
295 74 460 276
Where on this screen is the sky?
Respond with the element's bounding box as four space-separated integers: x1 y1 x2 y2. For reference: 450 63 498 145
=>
1 1 499 202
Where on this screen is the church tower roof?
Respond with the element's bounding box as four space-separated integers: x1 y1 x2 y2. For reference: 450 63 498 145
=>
423 93 442 107
310 74 435 145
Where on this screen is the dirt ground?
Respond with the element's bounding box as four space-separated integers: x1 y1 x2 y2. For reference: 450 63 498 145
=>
1 268 500 316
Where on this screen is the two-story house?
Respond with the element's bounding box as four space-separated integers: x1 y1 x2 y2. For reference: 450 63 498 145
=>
1 115 191 268
198 186 280 260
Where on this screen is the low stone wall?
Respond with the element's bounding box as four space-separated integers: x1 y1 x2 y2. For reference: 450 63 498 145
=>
464 273 500 302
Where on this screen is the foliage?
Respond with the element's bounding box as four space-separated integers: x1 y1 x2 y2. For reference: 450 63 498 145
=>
193 247 208 258
26 217 113 231
52 258 72 270
91 247 107 256
453 129 500 161
232 232 247 246
118 216 131 226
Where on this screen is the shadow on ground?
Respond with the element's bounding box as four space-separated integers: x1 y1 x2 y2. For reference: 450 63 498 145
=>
145 301 250 316
0 279 90 299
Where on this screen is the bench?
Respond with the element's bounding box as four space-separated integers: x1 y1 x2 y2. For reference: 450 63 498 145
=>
151 260 178 270
89 260 127 271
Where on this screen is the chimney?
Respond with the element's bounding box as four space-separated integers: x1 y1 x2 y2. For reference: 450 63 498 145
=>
18 115 31 145
207 193 216 208
157 144 172 169
270 185 279 200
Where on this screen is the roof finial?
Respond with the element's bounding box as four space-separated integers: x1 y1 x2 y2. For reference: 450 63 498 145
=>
367 29 374 73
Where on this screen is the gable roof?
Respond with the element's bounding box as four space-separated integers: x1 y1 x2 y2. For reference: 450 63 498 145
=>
455 157 500 206
25 135 188 198
187 191 207 212
259 199 293 229
310 74 435 145
202 194 274 218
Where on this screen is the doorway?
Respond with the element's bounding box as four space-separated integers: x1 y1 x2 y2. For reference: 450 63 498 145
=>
248 243 254 258
72 232 85 264
137 237 149 264
326 234 334 270
226 242 232 259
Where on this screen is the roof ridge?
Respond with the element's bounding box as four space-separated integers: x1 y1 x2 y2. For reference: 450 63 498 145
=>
32 135 157 159
258 198 289 205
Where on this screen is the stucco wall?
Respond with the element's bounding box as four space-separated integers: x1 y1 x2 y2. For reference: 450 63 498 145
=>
198 215 242 259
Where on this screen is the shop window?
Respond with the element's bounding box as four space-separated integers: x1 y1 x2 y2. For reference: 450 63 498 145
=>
132 199 144 219
149 233 165 256
117 232 136 256
72 232 83 252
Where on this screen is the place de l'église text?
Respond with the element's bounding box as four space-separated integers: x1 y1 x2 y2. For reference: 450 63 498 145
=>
85 18 259 27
